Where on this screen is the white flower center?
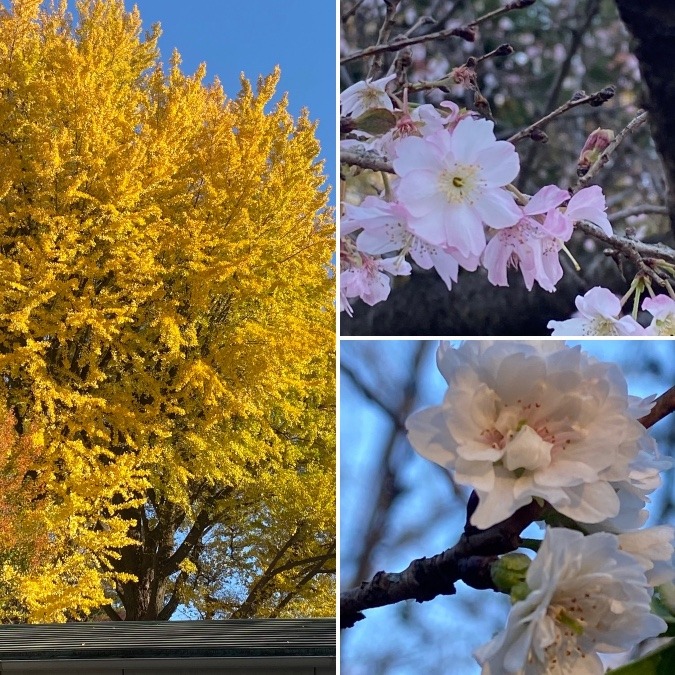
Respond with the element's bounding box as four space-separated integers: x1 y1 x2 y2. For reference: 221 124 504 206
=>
655 317 675 335
437 163 480 204
585 318 620 336
479 401 578 473
360 86 387 109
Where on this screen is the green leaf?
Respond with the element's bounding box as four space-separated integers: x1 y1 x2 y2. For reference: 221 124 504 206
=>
608 640 675 674
351 108 397 134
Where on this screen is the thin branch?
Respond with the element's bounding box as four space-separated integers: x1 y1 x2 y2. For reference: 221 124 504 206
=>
609 204 669 223
367 0 399 80
470 0 536 27
340 361 405 429
574 220 675 266
348 342 430 589
341 0 367 23
341 150 395 174
508 86 616 144
341 0 534 66
639 385 675 430
341 24 476 66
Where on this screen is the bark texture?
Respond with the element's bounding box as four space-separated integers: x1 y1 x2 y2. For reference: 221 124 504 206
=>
615 0 675 236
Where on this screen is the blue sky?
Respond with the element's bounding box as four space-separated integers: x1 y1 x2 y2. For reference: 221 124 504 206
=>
68 0 336 199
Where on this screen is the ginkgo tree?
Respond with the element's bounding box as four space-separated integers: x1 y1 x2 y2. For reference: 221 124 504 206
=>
0 0 335 622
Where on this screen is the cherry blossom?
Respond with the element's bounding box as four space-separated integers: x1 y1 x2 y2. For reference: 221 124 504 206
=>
475 528 666 675
617 526 675 587
563 185 612 235
482 185 571 291
643 294 675 335
340 74 396 119
406 341 658 530
547 286 645 335
392 117 521 257
340 239 411 311
344 196 478 291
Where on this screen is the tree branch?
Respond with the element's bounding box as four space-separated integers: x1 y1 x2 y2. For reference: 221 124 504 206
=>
341 150 394 174
574 110 649 192
508 86 616 144
340 501 544 629
639 385 675 430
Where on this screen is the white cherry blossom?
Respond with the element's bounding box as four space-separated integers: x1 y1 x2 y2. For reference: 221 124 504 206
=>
406 341 659 529
475 528 666 675
340 74 396 119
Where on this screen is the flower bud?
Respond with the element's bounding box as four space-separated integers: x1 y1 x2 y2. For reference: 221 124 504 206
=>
577 127 615 176
450 64 476 88
491 552 531 596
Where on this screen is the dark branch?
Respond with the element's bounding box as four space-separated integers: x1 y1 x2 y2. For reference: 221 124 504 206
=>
639 385 675 430
340 501 544 629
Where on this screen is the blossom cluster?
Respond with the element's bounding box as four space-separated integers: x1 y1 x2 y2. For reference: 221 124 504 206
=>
406 342 674 674
549 286 675 336
340 75 613 316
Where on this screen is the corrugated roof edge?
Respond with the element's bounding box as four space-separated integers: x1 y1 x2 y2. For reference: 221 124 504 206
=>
0 618 336 660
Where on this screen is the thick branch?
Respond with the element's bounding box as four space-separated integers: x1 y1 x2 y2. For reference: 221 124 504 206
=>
340 501 544 629
341 150 394 174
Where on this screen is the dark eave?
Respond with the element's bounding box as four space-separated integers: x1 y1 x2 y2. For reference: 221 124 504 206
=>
0 619 336 661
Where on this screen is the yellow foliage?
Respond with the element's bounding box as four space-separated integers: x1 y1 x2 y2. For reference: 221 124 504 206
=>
0 0 335 621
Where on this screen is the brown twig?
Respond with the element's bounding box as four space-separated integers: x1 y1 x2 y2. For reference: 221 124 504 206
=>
507 86 616 144
574 220 675 289
341 1 533 66
341 0 367 23
341 150 395 174
469 0 536 27
340 24 476 66
609 204 669 223
340 501 545 629
639 385 675 430
366 0 400 81
408 44 513 94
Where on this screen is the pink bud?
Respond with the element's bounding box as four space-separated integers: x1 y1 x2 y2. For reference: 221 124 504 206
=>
577 127 615 176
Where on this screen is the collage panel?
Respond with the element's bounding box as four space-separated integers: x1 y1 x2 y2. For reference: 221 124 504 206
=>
0 0 336 669
340 340 675 674
340 0 675 337
340 1 675 672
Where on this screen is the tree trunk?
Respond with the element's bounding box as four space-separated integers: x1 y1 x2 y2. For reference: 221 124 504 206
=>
615 0 675 236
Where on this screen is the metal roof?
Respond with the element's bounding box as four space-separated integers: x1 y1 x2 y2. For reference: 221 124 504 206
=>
0 619 336 661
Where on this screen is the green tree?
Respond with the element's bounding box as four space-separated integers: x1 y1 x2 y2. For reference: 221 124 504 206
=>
0 0 335 621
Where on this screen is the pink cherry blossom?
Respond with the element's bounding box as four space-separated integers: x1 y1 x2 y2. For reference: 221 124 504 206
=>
344 196 478 291
564 185 612 235
392 117 521 257
340 238 411 310
547 286 645 335
340 74 396 119
482 185 571 291
643 294 675 335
